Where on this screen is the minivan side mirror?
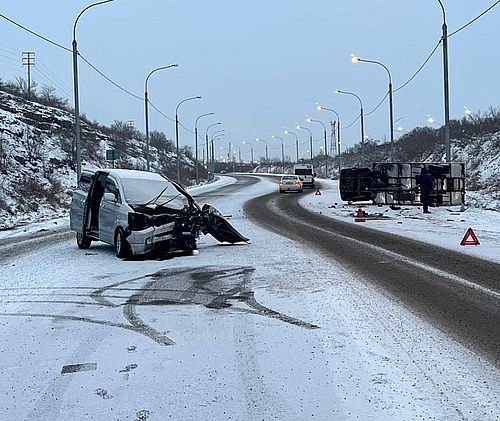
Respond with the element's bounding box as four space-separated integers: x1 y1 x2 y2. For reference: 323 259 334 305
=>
103 192 116 202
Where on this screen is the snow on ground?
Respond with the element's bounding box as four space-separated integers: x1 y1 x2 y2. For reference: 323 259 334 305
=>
299 178 500 264
0 175 499 420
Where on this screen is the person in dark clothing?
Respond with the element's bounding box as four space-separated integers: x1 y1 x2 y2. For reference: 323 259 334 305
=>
416 167 433 213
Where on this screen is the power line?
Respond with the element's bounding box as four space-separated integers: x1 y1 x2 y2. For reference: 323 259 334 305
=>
449 0 500 37
78 53 143 101
394 40 441 93
365 91 389 116
0 13 72 53
341 92 388 130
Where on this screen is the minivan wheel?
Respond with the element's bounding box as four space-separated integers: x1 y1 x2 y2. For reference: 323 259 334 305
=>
76 232 92 249
115 228 130 258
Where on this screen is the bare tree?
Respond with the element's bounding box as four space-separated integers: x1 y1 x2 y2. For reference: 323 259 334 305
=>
19 126 42 163
15 76 37 99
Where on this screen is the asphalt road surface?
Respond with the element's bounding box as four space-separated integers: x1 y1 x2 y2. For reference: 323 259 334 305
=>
2 174 499 365
244 177 500 366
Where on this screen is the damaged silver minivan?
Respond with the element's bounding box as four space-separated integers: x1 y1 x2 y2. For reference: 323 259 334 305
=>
69 169 249 258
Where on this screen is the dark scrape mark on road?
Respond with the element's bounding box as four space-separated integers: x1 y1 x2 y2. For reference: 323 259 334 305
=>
61 363 97 374
130 266 320 330
123 289 175 346
0 266 318 349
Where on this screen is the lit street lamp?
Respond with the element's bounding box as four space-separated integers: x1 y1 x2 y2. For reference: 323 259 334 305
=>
231 143 241 163
194 112 214 183
437 0 451 162
464 107 479 125
427 115 443 126
242 141 254 164
296 125 313 160
335 89 366 167
175 95 201 182
306 117 328 176
144 64 178 172
283 130 299 162
73 0 116 181
352 55 394 159
317 105 341 157
255 138 268 161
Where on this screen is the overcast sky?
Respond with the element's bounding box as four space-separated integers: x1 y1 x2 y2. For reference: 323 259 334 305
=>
1 1 499 160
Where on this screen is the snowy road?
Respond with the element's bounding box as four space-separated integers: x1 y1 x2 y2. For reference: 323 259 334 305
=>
1 175 499 420
245 179 500 364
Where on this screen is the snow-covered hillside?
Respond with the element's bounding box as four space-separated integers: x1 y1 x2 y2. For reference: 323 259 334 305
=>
0 90 196 229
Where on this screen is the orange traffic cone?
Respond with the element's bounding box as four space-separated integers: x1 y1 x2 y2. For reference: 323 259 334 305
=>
354 207 366 222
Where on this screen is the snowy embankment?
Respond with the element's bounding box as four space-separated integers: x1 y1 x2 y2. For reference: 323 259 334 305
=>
300 178 500 264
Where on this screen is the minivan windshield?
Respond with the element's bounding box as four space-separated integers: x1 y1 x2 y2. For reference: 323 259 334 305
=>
121 178 189 209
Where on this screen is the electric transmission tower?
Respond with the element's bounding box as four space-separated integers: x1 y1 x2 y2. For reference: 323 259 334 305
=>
330 120 337 156
22 51 35 100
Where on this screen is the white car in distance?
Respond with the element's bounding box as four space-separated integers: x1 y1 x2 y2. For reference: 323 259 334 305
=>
279 175 303 193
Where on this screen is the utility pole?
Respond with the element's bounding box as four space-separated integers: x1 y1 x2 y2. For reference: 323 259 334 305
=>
22 51 35 100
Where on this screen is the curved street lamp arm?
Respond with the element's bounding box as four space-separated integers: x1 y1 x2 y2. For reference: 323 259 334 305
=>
322 107 340 121
176 96 201 114
74 0 115 40
297 126 312 136
307 118 327 131
206 122 222 137
337 90 363 108
358 58 392 84
195 112 215 128
211 129 225 140
436 0 446 23
145 65 178 91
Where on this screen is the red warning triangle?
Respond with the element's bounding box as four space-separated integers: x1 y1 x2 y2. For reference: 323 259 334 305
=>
315 189 321 195
460 228 480 246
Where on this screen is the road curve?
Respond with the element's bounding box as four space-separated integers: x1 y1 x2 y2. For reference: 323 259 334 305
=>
244 178 500 366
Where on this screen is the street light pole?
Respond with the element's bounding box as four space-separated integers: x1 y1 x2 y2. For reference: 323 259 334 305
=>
296 125 313 160
73 0 115 182
284 130 299 162
232 144 241 163
272 135 285 173
205 122 221 181
194 112 214 184
352 56 394 160
317 105 341 176
211 130 225 176
255 138 268 161
144 64 178 172
175 95 201 182
242 141 254 164
317 105 341 156
335 90 365 167
437 0 451 162
306 118 328 176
